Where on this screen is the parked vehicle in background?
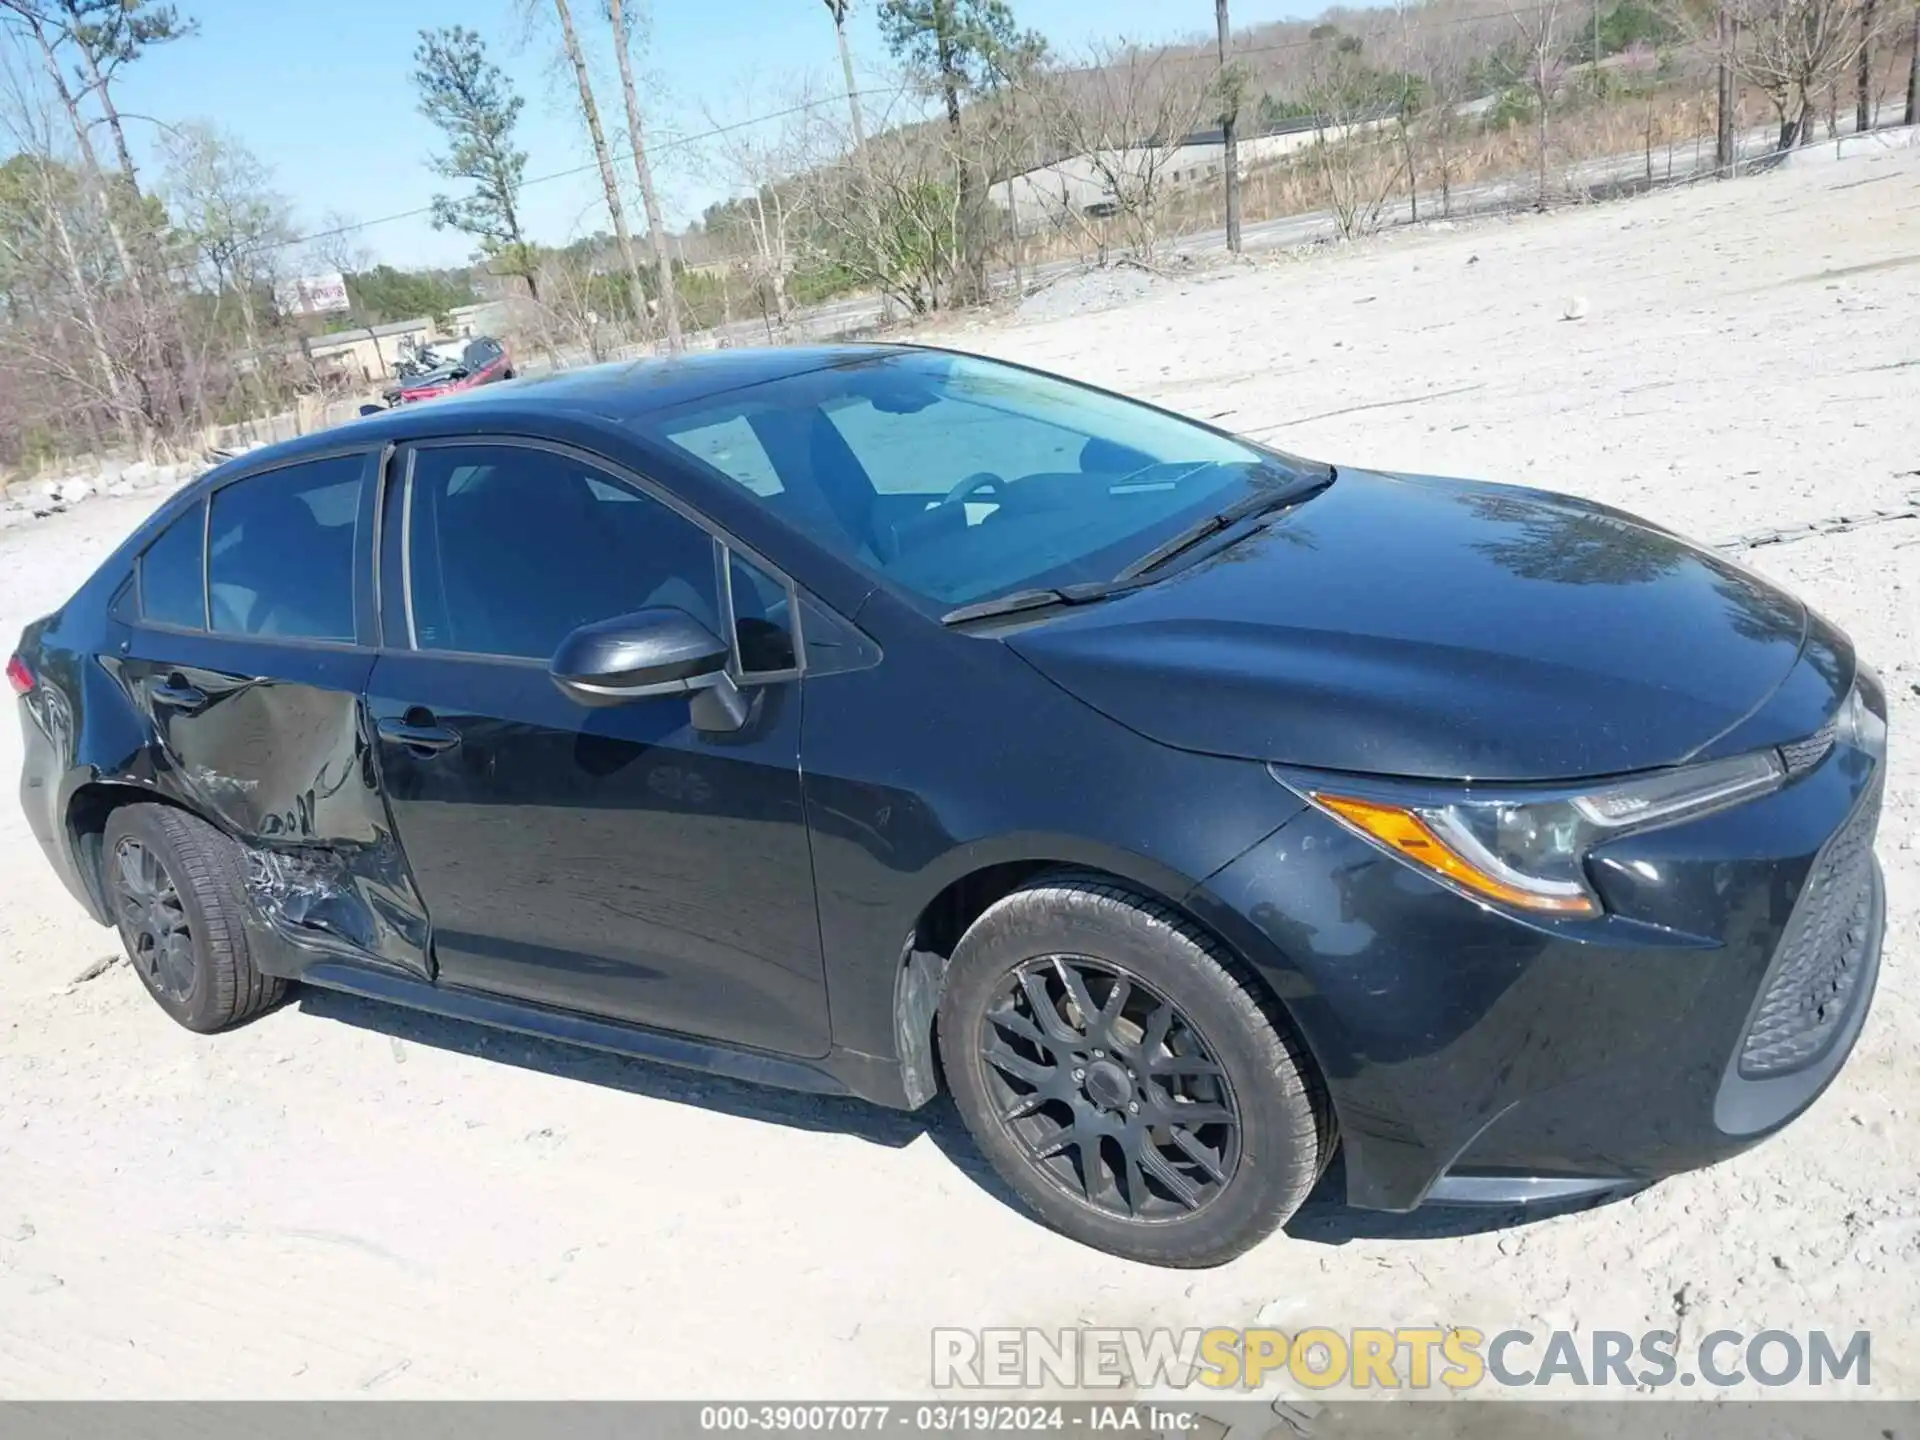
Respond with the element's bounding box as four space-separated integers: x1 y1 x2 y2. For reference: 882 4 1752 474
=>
10 345 1888 1267
384 336 513 405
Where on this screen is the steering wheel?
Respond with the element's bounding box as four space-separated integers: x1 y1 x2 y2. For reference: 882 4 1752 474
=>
940 471 1004 505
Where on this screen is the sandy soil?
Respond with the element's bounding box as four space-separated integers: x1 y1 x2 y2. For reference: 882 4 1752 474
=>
2 145 1916 1402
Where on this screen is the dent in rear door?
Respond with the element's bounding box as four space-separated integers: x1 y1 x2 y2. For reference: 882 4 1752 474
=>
109 451 433 980
116 638 429 977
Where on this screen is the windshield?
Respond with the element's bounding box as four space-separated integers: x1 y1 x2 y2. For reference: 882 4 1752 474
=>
638 350 1310 608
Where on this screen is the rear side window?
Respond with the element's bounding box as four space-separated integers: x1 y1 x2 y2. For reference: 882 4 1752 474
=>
138 502 206 629
208 456 366 642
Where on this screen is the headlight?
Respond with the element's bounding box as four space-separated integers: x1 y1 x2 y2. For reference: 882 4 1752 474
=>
1836 667 1887 759
1284 750 1786 918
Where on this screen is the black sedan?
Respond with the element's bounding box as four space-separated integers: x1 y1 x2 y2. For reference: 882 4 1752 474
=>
10 345 1887 1266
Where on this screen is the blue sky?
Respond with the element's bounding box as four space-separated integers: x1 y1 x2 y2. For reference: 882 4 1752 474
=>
94 0 1346 271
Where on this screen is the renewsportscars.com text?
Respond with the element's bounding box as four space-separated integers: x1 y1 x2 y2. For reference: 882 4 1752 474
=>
931 1326 1871 1392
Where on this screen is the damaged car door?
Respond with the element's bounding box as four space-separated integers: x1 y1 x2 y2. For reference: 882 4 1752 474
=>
114 451 433 977
365 440 829 1058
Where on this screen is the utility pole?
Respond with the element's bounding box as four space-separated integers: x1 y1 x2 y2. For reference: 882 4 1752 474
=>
1216 0 1241 253
824 0 868 148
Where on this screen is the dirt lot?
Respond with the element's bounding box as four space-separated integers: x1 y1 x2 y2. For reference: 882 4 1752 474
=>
2 144 1916 1402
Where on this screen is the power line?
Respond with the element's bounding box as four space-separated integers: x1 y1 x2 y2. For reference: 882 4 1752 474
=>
268 84 905 256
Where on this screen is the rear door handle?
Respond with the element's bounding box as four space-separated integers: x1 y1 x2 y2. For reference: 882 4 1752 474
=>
151 677 209 713
377 715 462 755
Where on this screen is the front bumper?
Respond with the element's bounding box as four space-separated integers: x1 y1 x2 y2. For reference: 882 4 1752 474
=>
1195 734 1885 1212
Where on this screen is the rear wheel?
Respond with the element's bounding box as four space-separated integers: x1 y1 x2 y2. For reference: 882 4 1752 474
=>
938 872 1328 1267
103 804 284 1033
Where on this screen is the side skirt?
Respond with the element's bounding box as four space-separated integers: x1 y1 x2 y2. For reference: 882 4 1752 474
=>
298 960 914 1107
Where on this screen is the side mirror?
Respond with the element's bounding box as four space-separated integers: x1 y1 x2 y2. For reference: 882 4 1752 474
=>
549 608 745 725
449 367 469 380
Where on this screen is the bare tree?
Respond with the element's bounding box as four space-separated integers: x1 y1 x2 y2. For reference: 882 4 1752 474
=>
0 49 144 450
1728 0 1869 147
2 1 173 429
1907 1 1918 122
1718 4 1738 170
704 80 819 333
1415 12 1480 214
1855 0 1877 127
160 123 292 364
605 0 682 349
792 79 968 312
1509 0 1569 197
1036 42 1219 262
1297 27 1404 237
538 0 651 338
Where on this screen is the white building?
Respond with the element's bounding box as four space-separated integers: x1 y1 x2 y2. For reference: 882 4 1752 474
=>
991 117 1394 231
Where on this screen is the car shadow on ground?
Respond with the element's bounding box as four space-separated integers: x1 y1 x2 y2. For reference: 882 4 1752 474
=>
296 987 1637 1247
297 985 1035 1210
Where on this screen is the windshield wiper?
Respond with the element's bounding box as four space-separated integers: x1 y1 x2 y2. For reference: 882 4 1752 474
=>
940 465 1335 627
941 583 1120 626
1112 468 1335 585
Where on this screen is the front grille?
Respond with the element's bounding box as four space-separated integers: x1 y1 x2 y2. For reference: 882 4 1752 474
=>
1738 785 1880 1078
1779 718 1837 776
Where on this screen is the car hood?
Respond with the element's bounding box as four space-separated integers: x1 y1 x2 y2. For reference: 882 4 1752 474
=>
1008 470 1818 781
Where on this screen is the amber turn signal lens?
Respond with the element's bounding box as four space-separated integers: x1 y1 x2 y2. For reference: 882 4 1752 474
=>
1310 792 1599 916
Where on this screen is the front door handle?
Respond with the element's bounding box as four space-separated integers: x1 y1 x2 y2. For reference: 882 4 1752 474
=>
151 676 209 713
377 715 462 755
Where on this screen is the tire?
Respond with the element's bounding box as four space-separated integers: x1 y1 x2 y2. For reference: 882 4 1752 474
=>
938 871 1328 1267
102 803 284 1033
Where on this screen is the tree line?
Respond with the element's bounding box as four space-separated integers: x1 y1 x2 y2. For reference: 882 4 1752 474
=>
1 0 1916 471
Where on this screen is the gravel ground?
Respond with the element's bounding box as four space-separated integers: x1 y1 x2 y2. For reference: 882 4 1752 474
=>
1 144 1916 1403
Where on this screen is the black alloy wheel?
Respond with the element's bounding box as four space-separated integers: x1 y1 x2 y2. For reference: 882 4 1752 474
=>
980 956 1242 1221
111 835 196 1004
102 803 285 1033
939 871 1329 1267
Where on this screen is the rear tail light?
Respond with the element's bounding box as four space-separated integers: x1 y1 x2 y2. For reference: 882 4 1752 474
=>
6 652 34 696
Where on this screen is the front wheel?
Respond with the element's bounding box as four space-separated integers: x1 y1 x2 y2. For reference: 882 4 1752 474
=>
938 872 1329 1267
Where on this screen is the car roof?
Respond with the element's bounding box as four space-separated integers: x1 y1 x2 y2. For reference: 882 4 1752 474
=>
211 343 921 480
433 341 906 417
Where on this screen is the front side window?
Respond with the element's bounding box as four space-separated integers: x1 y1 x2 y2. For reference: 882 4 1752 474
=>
642 350 1304 608
208 456 365 642
405 444 724 662
139 501 207 630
